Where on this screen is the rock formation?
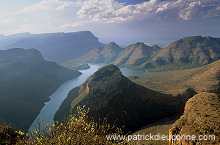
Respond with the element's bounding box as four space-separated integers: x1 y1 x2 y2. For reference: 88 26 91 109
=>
55 64 195 133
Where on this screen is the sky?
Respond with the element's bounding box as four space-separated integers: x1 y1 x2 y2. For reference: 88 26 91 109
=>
0 0 220 44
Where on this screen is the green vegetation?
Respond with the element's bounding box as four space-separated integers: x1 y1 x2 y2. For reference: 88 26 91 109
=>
145 63 203 72
1 107 127 145
148 36 220 69
62 61 90 70
0 124 24 145
129 59 220 95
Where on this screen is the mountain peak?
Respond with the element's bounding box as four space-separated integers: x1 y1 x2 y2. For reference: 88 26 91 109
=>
91 64 122 77
0 48 45 65
86 64 122 92
151 44 161 50
135 42 144 45
85 64 123 94
108 41 117 46
105 42 121 49
134 42 148 48
181 35 203 41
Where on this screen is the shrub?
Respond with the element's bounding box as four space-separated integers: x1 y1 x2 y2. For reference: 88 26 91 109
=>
0 124 24 145
19 106 126 145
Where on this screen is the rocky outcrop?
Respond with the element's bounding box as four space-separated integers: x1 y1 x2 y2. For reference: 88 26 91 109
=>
86 65 122 95
55 64 195 133
169 92 220 145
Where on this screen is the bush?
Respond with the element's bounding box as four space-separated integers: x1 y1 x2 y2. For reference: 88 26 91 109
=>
0 124 24 145
18 106 126 145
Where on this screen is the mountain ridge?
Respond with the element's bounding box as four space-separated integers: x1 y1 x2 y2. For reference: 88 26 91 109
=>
0 31 104 62
144 36 220 69
64 36 220 71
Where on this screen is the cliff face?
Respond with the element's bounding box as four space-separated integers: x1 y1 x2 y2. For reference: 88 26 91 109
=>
169 92 220 145
55 64 195 133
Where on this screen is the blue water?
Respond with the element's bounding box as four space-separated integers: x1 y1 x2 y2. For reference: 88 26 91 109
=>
29 63 147 133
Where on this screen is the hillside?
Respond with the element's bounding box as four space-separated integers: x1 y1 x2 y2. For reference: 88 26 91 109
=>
0 32 32 48
64 36 220 71
1 31 104 62
129 59 220 95
0 48 81 132
169 92 220 145
55 64 195 133
64 42 161 70
64 42 123 70
128 58 220 144
114 42 161 69
143 36 220 69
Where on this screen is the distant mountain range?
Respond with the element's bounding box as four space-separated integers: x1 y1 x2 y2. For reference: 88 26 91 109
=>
0 48 81 132
66 36 220 70
0 31 104 62
146 36 220 68
114 42 161 68
145 40 173 48
55 64 195 132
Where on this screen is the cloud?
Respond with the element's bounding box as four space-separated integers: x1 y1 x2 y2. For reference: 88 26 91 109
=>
76 0 220 23
20 0 80 18
0 0 219 37
0 12 15 24
0 0 82 34
60 21 90 28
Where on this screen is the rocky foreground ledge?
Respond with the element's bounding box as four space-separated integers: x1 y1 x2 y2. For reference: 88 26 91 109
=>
169 92 220 145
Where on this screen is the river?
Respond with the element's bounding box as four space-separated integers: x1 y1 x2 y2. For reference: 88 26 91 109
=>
29 63 147 133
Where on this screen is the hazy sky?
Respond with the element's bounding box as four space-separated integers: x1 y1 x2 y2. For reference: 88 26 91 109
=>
0 0 219 43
